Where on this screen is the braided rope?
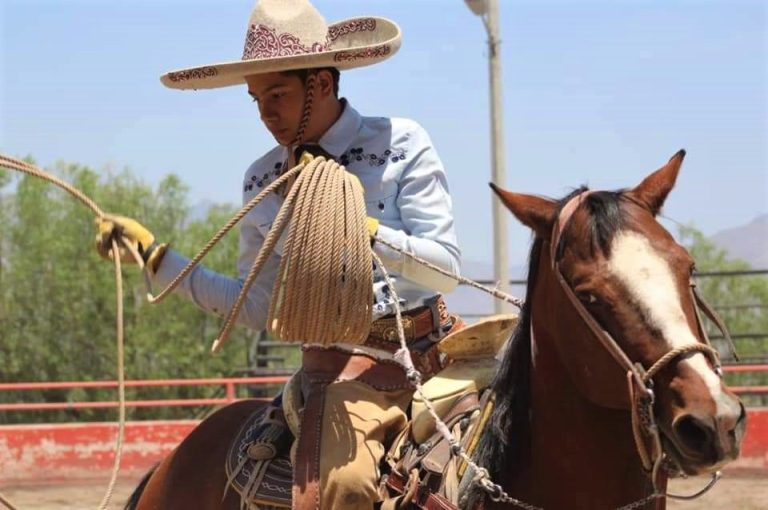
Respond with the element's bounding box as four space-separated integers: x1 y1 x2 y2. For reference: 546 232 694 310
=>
373 236 524 309
643 343 720 383
0 155 104 217
211 156 373 353
0 155 132 510
147 164 304 304
96 238 127 510
371 250 541 510
268 157 372 345
0 492 19 510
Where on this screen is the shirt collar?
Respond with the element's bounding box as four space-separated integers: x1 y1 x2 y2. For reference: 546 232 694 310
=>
318 98 361 158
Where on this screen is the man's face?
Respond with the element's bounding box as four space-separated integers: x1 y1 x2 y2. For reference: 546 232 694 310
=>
245 72 306 146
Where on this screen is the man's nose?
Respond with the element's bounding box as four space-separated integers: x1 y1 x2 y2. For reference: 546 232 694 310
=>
258 102 277 123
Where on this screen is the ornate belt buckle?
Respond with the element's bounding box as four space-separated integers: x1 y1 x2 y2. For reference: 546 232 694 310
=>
382 316 415 342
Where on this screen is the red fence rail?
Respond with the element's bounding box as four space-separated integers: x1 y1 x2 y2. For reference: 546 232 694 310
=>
0 376 289 412
0 365 765 413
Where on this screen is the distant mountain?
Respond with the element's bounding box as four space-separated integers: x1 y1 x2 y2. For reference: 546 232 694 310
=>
711 214 768 269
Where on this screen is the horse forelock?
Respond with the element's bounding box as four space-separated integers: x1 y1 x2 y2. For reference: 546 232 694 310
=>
555 188 630 261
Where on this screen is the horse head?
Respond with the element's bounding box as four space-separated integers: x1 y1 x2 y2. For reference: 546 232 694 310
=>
492 150 746 476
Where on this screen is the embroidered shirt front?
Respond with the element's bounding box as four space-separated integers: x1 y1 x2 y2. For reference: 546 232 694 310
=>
153 100 461 334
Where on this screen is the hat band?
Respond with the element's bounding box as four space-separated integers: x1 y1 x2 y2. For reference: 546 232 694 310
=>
242 24 329 61
328 18 377 41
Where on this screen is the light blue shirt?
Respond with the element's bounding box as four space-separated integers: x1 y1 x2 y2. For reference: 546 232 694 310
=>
153 100 461 333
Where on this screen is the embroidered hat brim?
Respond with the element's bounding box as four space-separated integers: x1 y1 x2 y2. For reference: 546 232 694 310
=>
161 17 400 90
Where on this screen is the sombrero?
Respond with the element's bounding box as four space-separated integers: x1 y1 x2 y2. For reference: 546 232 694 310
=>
160 0 401 90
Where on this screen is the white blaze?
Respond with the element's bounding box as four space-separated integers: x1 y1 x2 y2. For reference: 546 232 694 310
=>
607 231 725 411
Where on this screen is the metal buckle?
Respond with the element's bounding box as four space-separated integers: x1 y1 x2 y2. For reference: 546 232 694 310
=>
373 315 415 342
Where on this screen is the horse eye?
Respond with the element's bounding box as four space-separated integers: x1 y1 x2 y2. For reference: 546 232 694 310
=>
579 293 598 305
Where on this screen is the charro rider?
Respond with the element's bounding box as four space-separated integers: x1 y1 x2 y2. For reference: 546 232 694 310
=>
96 0 462 508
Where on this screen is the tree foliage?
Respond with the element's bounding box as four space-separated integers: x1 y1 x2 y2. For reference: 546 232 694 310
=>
0 160 765 421
0 160 255 423
679 224 768 405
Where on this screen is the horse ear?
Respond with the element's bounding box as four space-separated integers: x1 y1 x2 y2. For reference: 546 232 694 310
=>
629 149 685 216
490 183 557 238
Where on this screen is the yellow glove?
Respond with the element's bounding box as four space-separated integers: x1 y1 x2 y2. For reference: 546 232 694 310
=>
95 214 167 272
344 171 379 238
366 217 380 237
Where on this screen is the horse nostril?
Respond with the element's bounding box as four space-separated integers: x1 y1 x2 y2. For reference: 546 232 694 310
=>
674 414 714 456
728 402 748 440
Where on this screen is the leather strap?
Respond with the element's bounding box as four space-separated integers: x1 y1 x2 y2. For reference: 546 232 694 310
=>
292 381 326 510
293 348 413 510
302 346 412 390
386 470 458 510
369 296 451 343
691 284 739 361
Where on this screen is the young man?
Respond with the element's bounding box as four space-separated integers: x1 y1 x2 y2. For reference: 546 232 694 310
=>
97 1 461 508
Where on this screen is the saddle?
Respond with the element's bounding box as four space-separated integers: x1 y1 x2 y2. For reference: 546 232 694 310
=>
225 314 517 509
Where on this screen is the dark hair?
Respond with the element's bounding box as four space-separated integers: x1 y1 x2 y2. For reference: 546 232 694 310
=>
280 67 340 98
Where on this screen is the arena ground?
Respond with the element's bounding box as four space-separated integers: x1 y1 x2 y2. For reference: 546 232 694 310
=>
1 471 766 509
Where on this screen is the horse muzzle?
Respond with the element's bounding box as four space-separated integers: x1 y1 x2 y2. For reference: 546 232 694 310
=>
666 397 747 475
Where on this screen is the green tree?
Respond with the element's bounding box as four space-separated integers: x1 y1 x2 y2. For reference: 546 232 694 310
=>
0 160 253 423
679 224 768 406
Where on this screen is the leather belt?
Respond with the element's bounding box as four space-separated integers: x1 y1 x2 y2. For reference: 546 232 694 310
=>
368 296 451 343
364 296 463 378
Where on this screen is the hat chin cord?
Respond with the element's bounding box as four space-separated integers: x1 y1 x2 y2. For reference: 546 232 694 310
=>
277 71 316 195
290 72 317 156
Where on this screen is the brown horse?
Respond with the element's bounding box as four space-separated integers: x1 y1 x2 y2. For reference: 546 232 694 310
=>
125 151 746 510
124 399 266 509
467 150 746 509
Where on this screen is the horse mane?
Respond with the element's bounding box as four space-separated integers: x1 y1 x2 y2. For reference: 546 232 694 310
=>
464 186 629 506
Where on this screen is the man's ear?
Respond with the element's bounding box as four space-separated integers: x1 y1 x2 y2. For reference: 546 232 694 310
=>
314 69 335 98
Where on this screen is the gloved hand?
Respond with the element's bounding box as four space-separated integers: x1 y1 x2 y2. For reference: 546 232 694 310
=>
366 217 380 237
95 214 167 272
345 171 380 239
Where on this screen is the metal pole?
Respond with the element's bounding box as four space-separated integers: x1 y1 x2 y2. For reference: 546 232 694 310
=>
486 0 510 313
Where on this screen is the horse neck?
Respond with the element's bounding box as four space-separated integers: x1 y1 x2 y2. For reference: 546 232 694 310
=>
498 245 663 510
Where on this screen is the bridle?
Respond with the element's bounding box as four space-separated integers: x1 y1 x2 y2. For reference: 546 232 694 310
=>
548 190 737 498
467 190 737 510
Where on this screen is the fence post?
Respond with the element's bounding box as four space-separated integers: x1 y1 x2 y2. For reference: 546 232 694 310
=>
225 381 236 402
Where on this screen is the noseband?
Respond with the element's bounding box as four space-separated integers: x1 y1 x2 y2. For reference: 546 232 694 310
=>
549 191 735 486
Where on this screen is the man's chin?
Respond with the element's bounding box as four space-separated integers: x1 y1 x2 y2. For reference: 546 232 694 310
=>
272 132 293 146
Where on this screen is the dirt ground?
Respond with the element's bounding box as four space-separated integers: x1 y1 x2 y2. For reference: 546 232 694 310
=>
1 472 766 509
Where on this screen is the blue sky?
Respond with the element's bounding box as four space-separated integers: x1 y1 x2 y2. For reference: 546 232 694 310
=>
1 0 766 269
